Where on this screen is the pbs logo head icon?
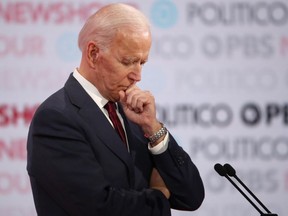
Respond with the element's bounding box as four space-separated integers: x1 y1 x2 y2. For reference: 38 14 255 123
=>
150 0 178 28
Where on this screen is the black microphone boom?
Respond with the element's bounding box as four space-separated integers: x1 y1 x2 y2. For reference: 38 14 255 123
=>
214 163 278 216
214 163 264 215
223 163 272 214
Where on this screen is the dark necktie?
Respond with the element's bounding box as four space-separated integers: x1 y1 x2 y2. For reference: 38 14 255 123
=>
104 101 127 145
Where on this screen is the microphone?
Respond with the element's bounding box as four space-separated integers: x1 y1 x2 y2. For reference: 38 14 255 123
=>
223 163 272 214
214 163 278 216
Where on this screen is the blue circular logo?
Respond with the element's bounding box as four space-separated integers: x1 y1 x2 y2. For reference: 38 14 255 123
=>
56 32 81 62
150 0 178 28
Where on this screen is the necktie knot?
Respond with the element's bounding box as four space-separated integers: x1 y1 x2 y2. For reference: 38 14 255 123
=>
104 101 117 113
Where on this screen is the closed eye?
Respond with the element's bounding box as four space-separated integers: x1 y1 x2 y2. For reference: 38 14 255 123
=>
140 60 147 66
121 58 147 66
121 60 132 66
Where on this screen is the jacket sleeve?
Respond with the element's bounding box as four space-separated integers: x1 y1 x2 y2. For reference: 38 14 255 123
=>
152 134 205 211
27 108 171 216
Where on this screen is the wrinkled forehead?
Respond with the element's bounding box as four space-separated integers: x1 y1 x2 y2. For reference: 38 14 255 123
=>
112 29 151 48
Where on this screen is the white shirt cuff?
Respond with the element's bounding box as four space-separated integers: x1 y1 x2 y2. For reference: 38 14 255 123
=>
148 132 169 155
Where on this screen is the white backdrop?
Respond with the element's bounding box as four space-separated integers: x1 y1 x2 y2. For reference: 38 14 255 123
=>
0 0 287 215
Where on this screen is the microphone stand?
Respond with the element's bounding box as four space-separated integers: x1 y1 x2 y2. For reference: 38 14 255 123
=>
223 164 278 216
214 163 278 216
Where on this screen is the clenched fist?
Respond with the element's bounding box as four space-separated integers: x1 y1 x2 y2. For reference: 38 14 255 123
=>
119 85 162 137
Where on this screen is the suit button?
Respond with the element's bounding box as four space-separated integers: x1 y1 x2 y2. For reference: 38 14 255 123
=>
177 157 185 166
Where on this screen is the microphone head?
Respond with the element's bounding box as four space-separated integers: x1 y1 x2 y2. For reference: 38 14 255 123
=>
214 163 226 176
224 163 236 177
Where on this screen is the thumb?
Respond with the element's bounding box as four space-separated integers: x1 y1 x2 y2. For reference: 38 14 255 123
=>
119 90 126 105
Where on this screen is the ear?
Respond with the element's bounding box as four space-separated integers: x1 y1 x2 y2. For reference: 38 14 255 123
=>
86 41 99 68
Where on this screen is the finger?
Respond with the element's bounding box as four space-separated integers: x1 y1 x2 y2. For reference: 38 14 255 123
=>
119 90 126 104
125 89 142 106
125 84 139 94
135 99 144 113
129 93 148 113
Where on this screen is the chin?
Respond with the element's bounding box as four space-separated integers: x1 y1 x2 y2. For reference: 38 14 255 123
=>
111 95 120 102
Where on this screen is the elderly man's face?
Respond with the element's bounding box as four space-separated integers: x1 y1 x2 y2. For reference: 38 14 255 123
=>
94 29 151 102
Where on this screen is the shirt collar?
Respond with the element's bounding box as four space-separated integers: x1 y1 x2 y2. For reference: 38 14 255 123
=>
72 68 108 109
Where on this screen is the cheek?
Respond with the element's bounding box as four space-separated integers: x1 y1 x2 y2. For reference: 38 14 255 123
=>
102 68 127 90
107 65 129 83
98 57 129 85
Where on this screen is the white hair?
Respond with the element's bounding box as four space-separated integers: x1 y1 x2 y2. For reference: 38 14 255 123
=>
78 3 151 52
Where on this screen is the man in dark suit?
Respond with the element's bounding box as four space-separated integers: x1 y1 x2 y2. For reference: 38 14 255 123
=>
27 3 204 216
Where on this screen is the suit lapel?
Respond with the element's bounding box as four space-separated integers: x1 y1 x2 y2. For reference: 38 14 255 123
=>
64 74 135 187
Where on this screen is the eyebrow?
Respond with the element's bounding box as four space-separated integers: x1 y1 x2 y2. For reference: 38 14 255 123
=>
122 56 139 62
122 56 148 63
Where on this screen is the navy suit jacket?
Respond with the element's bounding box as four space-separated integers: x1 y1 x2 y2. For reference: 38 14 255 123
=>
27 74 204 216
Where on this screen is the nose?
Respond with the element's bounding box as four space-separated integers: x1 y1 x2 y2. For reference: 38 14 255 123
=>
128 65 142 82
